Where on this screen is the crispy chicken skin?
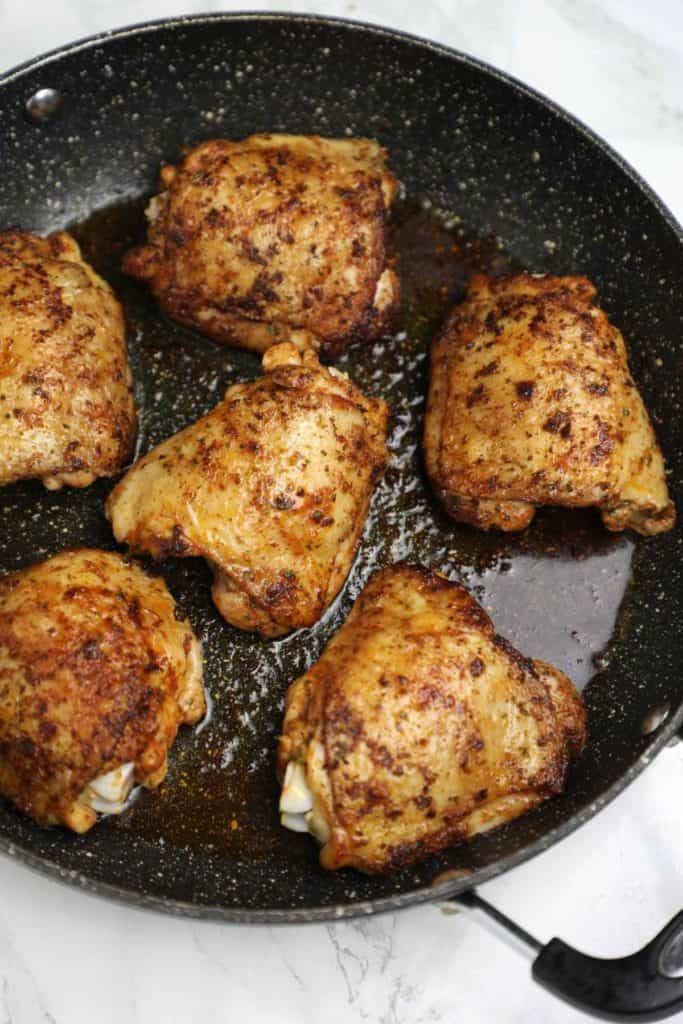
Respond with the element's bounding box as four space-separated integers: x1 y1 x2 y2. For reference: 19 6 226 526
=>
0 549 204 833
278 564 586 874
107 342 388 638
0 231 136 490
123 134 399 359
424 273 675 534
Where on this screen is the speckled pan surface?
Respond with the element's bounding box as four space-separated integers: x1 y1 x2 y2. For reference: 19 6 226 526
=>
0 13 681 922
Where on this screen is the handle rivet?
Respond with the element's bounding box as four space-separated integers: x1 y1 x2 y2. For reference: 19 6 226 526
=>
25 88 63 123
641 703 670 736
431 867 473 888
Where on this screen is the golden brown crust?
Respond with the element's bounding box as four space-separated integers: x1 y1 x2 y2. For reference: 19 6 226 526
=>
0 549 204 832
278 564 587 873
123 134 399 359
107 344 388 637
424 273 675 535
0 231 137 489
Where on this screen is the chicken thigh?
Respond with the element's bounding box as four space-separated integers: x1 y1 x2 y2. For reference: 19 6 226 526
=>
0 549 204 833
107 342 388 638
123 134 399 359
0 231 136 489
424 273 675 534
278 564 586 873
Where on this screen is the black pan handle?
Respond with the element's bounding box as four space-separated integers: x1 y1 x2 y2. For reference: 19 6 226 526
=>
451 891 683 1021
533 912 683 1021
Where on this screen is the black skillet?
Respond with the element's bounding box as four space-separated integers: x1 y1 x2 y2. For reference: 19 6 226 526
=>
0 13 682 1020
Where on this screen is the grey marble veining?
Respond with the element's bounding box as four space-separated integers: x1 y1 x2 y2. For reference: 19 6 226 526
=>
0 1 681 1022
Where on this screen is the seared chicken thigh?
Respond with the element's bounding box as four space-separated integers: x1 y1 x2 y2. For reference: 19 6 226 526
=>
123 134 399 359
278 564 586 873
0 549 204 833
0 231 136 489
107 342 388 637
424 273 675 534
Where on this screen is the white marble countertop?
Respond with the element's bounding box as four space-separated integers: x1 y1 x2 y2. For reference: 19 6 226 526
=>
0 2 682 1022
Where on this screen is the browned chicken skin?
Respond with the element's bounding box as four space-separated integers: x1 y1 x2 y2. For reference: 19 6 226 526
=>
123 134 399 359
0 231 136 490
107 342 388 638
0 549 205 833
424 273 675 534
278 564 586 873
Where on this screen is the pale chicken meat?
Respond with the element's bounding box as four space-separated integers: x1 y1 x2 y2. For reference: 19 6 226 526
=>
424 273 675 534
107 342 388 638
0 549 205 833
123 133 399 359
0 231 136 489
278 564 586 873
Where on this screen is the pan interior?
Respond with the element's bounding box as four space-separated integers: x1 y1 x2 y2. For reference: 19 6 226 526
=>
0 15 680 918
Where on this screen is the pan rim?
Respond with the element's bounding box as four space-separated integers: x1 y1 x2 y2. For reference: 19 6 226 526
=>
0 10 681 923
2 9 681 243
2 700 682 924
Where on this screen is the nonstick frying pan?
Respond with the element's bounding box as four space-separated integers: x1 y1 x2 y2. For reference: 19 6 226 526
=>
0 13 682 1020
